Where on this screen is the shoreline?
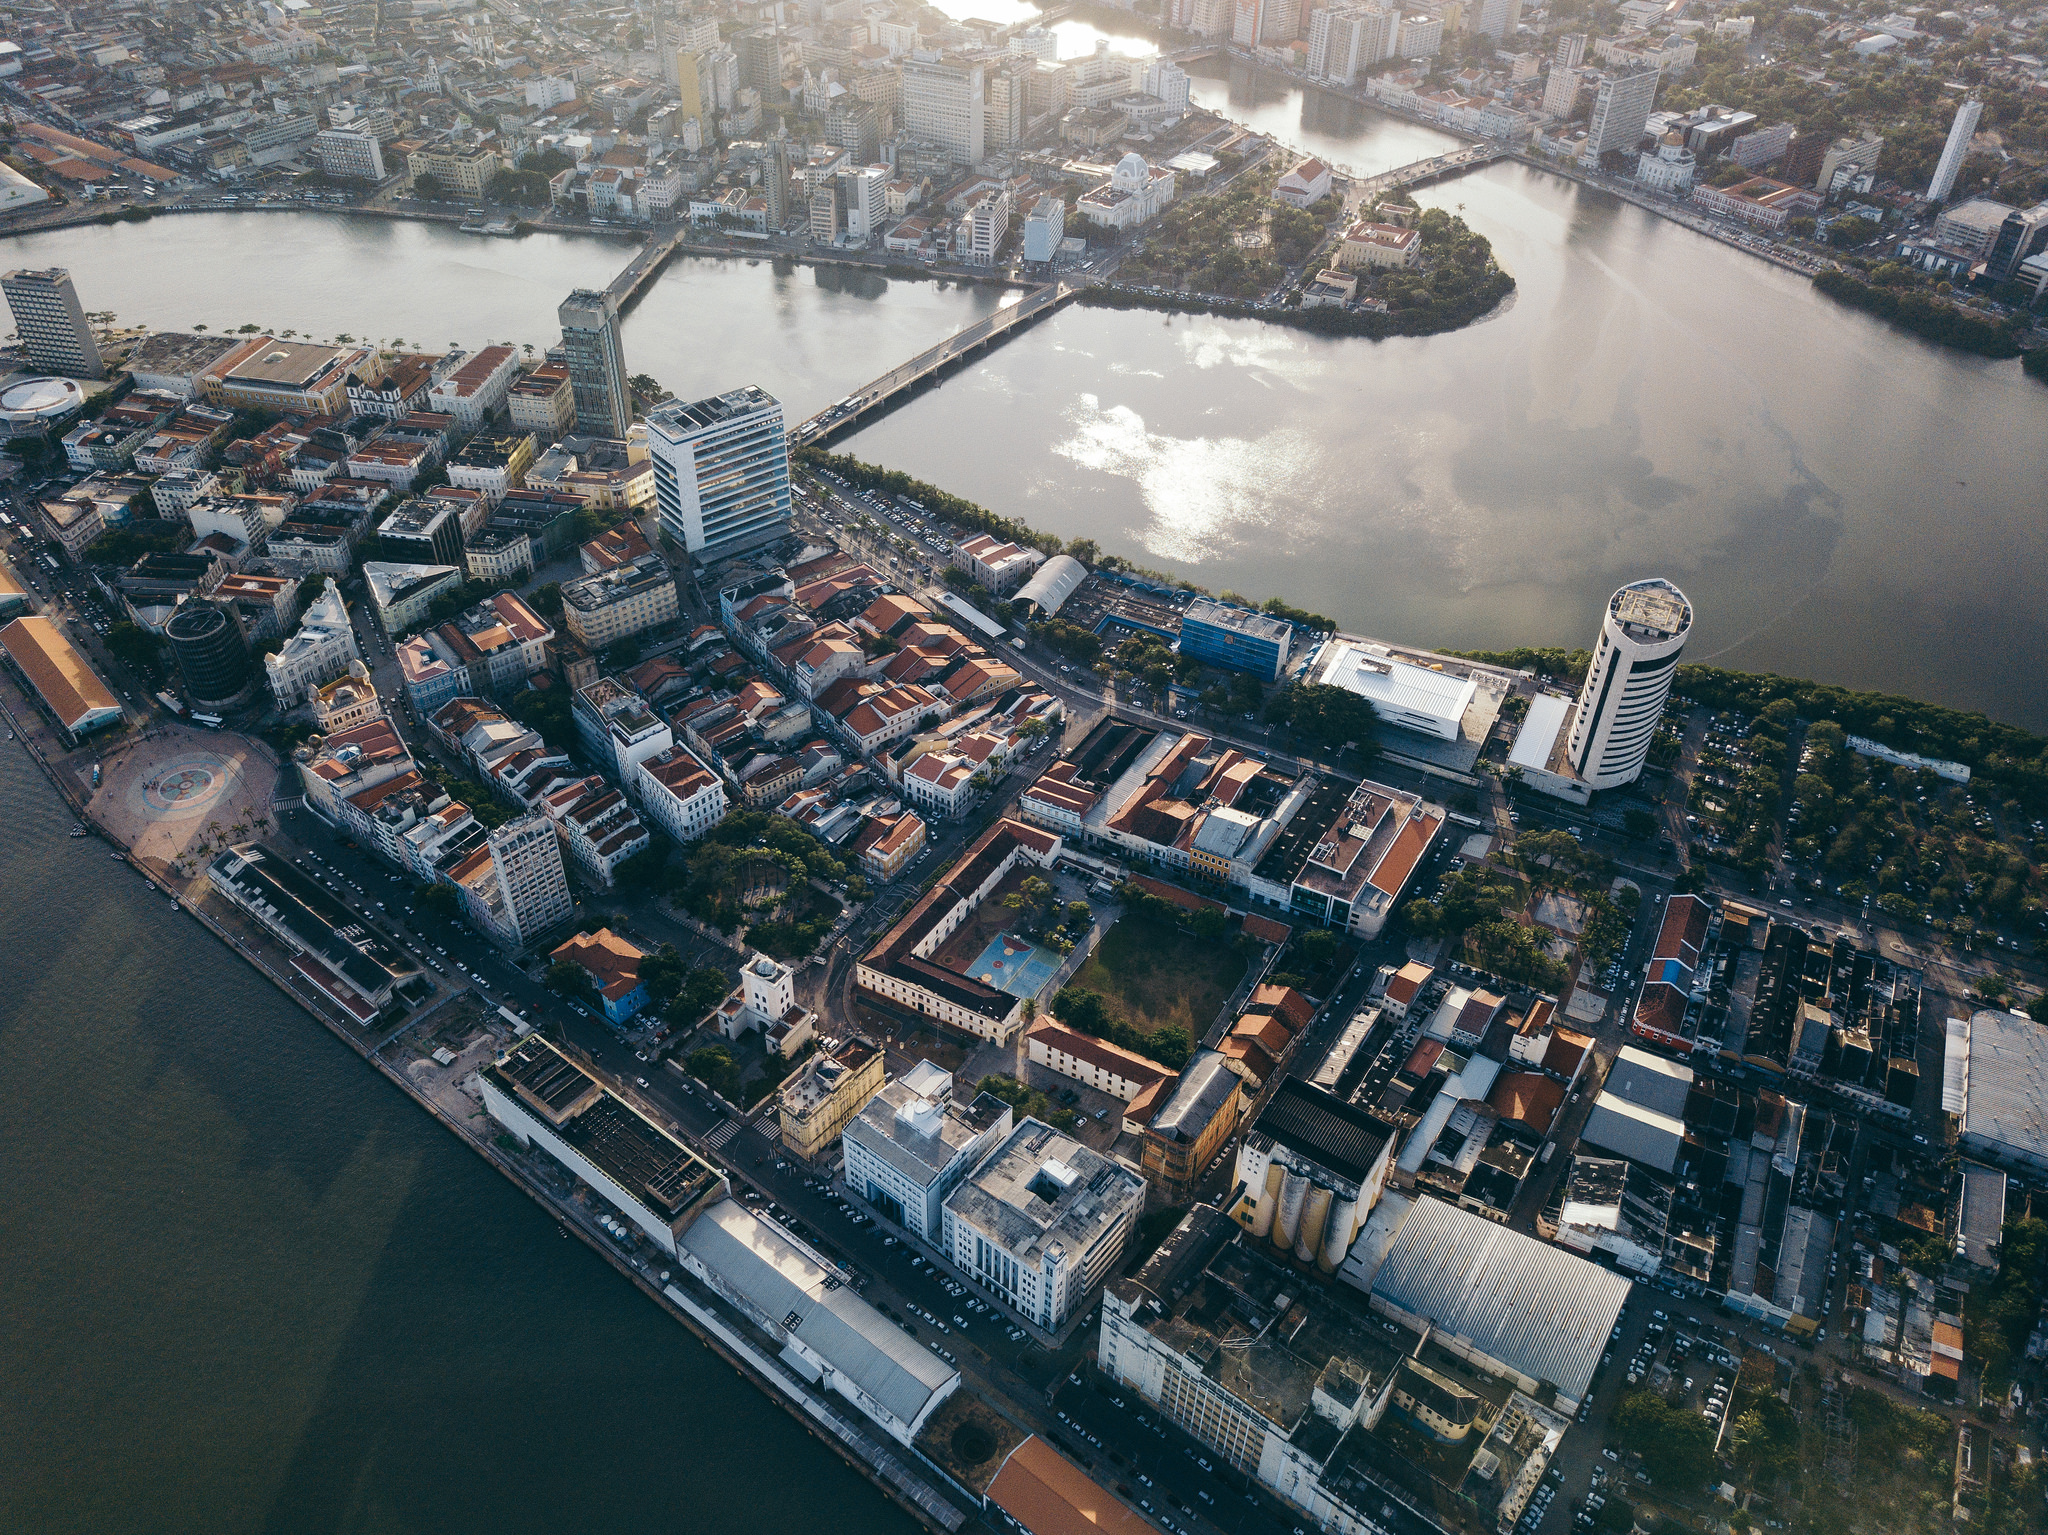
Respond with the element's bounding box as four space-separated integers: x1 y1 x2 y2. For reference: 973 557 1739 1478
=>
0 671 971 1535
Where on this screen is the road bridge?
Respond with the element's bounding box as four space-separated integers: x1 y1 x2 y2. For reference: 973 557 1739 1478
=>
1344 141 1508 208
791 280 1080 446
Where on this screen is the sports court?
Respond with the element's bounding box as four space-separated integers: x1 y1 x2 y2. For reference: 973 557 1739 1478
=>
967 931 1062 999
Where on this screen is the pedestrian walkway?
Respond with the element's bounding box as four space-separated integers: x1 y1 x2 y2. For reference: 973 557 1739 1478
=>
703 1115 748 1151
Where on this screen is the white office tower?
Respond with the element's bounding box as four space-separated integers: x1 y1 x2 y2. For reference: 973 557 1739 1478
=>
2 267 105 380
1143 59 1191 111
1542 33 1586 118
1308 8 1395 83
901 53 985 165
645 386 792 561
839 163 888 241
1580 66 1660 165
1927 96 1982 204
1475 0 1522 40
1565 578 1691 790
488 813 573 948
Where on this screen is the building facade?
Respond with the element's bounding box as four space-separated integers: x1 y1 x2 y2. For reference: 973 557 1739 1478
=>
644 385 792 560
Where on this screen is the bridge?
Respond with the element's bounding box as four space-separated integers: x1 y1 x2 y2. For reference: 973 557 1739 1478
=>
791 280 1081 446
1344 142 1508 208
607 223 695 309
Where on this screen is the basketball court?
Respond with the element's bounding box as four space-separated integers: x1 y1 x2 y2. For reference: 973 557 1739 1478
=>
967 931 1063 999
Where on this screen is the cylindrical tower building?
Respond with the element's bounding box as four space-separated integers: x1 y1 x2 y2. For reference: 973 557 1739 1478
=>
1566 578 1691 790
165 602 251 707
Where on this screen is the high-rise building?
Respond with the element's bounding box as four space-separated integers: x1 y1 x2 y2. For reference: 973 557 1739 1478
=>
558 288 632 439
765 136 793 232
644 386 791 560
901 53 985 166
165 602 252 706
1475 0 1521 40
1542 33 1586 117
1565 578 1691 791
2 267 105 380
488 813 574 949
674 49 703 120
839 164 888 242
1987 203 2048 284
1927 96 1982 204
737 28 784 96
1307 7 1395 83
809 177 841 242
1580 67 1660 165
650 0 671 84
984 57 1032 152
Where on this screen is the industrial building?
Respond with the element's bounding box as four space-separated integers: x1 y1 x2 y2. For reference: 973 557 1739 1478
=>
674 1197 961 1445
1341 1191 1631 1411
1101 1206 1567 1535
481 1033 729 1257
207 843 422 1018
940 1116 1146 1332
1948 1008 2048 1176
1229 1076 1398 1272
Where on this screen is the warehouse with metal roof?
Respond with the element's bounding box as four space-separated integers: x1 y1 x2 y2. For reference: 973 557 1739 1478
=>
1014 554 1087 618
1952 1008 2048 1175
677 1198 960 1444
1340 1191 1631 1410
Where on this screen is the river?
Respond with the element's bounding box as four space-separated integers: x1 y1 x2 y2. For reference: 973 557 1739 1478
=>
7 121 2043 727
0 742 920 1535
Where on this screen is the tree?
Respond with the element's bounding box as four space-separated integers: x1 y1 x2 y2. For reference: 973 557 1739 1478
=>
412 172 446 201
545 959 594 1001
614 840 669 895
103 620 163 683
2027 993 2048 1025
686 1044 741 1098
1624 807 1658 841
639 943 688 1002
1612 1390 1716 1490
416 882 461 921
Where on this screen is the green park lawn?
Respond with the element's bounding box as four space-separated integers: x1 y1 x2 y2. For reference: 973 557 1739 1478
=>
1067 919 1250 1040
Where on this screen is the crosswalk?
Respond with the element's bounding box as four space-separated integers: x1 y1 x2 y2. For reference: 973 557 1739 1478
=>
702 1116 748 1151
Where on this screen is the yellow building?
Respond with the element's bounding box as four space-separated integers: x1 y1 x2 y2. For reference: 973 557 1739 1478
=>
1336 221 1420 271
406 140 506 201
777 1035 887 1161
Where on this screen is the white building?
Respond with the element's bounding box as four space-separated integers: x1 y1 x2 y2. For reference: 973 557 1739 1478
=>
1635 131 1696 194
1078 153 1176 233
265 576 360 707
940 1117 1146 1331
312 127 385 181
1927 96 1983 203
1564 577 1690 790
644 386 792 560
426 345 519 432
1021 194 1066 264
1312 638 1477 741
485 811 574 949
901 53 985 166
1581 67 1660 165
1307 7 1396 84
1273 157 1332 208
842 1061 1015 1244
957 189 1011 266
713 954 817 1058
637 742 728 844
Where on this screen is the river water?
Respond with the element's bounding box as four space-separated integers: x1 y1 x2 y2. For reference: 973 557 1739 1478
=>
7 126 2043 727
0 743 919 1535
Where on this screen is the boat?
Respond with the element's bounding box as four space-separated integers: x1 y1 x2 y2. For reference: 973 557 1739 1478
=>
69 826 87 838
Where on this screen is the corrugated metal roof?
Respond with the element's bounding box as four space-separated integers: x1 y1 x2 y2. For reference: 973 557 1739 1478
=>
1343 1192 1630 1403
1579 1095 1683 1174
1602 1045 1693 1119
1960 1009 2048 1164
679 1200 956 1426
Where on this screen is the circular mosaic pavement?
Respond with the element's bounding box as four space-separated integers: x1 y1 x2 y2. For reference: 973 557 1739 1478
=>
131 751 244 819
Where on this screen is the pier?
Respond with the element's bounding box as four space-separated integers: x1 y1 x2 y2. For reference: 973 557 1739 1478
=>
791 279 1081 445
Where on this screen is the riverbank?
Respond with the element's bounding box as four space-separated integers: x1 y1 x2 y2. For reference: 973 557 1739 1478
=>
0 666 971 1535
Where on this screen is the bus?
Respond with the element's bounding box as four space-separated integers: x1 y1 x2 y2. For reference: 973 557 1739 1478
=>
191 712 224 729
155 690 185 715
